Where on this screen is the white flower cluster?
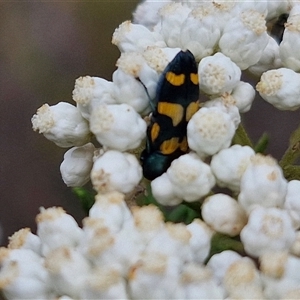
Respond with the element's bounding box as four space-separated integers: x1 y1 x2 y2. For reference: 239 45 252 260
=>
0 194 217 299
22 0 300 298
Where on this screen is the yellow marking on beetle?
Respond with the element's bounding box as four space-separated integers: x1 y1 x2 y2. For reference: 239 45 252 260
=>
190 73 199 85
160 137 180 155
179 136 188 152
166 72 185 86
186 101 199 122
157 102 184 127
151 123 160 142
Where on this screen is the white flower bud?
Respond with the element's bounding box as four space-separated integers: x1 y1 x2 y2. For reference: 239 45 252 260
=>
186 219 213 264
180 5 221 60
146 222 192 262
202 194 247 237
143 46 181 73
266 1 289 20
45 246 91 298
158 3 191 48
80 267 128 299
8 228 42 255
91 150 142 194
248 36 282 77
256 68 300 110
187 107 236 157
133 0 172 28
72 76 116 121
36 207 83 256
80 217 143 276
207 250 243 284
230 81 256 113
112 20 165 52
0 248 49 299
279 5 300 71
260 250 300 299
219 9 269 70
60 142 95 187
90 104 146 152
238 154 287 213
198 52 241 95
151 153 215 205
240 207 296 257
31 102 90 148
284 180 300 229
224 258 264 299
128 252 183 299
203 96 241 129
115 52 159 107
130 205 165 244
180 263 225 299
88 191 132 233
210 144 255 192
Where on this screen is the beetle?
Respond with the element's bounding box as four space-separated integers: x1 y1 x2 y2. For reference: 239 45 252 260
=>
141 50 200 180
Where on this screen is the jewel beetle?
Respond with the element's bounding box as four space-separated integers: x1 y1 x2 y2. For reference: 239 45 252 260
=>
141 50 200 180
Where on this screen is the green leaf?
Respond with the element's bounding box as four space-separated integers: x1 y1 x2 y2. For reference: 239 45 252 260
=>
72 187 96 215
205 233 245 263
254 132 269 154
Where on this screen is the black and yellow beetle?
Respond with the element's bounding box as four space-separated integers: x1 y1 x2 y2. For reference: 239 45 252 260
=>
141 50 200 180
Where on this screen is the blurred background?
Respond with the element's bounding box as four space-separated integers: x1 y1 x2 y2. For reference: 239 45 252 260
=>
1 2 300 246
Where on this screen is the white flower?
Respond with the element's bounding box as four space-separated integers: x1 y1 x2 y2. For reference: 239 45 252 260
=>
91 150 142 194
266 1 289 20
223 257 264 299
142 46 181 73
151 153 215 206
238 154 287 213
219 9 269 70
260 251 300 299
79 267 128 299
210 144 255 192
44 246 91 298
113 52 159 114
72 76 116 120
207 250 243 284
90 104 147 152
79 217 143 276
36 207 83 256
203 96 241 129
130 205 165 245
146 222 192 262
60 143 95 187
180 5 221 61
284 180 300 229
240 206 296 257
133 0 172 28
248 35 282 77
157 2 191 48
186 219 213 264
202 194 247 237
198 52 241 95
256 68 300 110
230 81 256 113
8 228 42 256
279 5 300 72
0 248 50 299
180 263 225 299
31 102 91 148
112 20 165 53
187 106 236 157
88 191 132 233
128 252 183 299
